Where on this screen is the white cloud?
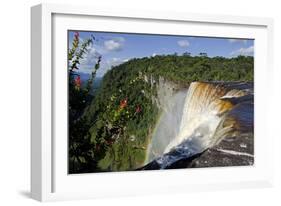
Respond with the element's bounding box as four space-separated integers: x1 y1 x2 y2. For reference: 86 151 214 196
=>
152 53 157 57
109 57 124 66
177 40 190 48
96 57 128 77
230 46 254 56
228 39 248 44
71 36 127 76
104 37 125 51
78 44 102 73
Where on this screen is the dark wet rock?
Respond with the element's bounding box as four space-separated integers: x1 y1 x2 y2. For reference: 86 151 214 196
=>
189 134 254 168
137 152 204 170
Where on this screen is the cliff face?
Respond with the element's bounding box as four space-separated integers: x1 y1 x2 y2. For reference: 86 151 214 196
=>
143 75 182 109
144 75 186 163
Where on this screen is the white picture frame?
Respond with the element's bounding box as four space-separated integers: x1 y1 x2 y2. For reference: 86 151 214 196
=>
31 3 274 202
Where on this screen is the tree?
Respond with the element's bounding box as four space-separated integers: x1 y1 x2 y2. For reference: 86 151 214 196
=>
183 52 191 56
68 31 102 173
199 52 208 57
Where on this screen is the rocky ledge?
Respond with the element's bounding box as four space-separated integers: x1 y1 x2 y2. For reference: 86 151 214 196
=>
138 133 253 170
189 134 254 168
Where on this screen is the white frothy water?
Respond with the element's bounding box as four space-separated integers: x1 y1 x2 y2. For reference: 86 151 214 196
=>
146 91 186 162
164 82 229 153
146 82 239 165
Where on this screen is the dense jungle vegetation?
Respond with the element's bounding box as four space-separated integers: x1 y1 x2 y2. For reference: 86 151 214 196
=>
68 32 254 173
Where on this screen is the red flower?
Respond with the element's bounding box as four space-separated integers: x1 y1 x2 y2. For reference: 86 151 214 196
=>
135 105 141 113
74 76 81 88
120 98 128 109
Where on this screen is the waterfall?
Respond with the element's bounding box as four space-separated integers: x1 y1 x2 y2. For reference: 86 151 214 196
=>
145 81 251 168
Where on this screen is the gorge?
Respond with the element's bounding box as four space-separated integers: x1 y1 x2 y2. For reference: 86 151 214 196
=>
142 81 253 169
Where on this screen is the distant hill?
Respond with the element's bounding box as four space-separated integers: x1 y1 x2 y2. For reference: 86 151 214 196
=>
79 72 103 91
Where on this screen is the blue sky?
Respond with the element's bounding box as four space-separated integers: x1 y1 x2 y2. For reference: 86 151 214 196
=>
68 31 254 77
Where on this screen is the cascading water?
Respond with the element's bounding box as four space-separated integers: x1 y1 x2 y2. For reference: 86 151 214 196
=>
144 81 252 169
164 82 234 152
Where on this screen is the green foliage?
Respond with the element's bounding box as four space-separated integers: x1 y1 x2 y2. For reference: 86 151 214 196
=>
122 54 253 84
68 32 102 173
